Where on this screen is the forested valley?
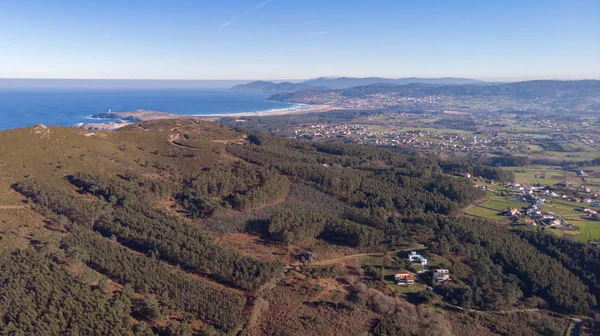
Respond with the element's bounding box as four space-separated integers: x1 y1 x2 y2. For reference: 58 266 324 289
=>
0 119 598 335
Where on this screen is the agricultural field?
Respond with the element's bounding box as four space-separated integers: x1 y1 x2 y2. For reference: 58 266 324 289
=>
502 165 576 185
465 188 600 242
464 192 524 221
542 199 600 242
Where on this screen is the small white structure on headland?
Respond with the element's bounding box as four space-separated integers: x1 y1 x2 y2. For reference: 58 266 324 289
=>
433 269 451 283
408 251 428 266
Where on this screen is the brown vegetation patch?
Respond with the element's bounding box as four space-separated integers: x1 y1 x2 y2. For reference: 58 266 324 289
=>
249 275 375 336
218 232 289 263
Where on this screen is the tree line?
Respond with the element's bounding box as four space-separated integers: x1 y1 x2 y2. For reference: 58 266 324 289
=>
61 229 246 332
267 210 383 247
14 177 283 291
0 249 137 335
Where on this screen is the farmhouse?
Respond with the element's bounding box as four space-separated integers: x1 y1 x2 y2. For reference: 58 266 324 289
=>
394 272 415 286
504 208 520 217
408 251 428 266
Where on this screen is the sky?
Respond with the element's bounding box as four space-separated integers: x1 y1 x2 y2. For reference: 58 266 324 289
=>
0 0 599 81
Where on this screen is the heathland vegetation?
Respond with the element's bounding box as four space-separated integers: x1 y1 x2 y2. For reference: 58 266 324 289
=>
0 119 598 335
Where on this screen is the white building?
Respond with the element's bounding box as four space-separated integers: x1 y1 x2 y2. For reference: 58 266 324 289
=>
433 269 450 283
408 251 428 266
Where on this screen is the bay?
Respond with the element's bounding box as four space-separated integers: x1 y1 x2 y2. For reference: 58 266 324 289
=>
0 89 299 130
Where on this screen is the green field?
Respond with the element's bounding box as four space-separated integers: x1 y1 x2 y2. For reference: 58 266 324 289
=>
465 190 600 242
465 192 524 221
542 199 600 242
502 165 572 185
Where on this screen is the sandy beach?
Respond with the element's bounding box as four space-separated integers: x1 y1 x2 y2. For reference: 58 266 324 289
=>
196 104 336 121
74 105 337 130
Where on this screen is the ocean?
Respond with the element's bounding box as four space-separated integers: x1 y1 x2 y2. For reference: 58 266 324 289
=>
0 89 302 130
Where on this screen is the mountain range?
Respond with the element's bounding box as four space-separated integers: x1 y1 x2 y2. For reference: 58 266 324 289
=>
230 77 486 93
270 80 600 100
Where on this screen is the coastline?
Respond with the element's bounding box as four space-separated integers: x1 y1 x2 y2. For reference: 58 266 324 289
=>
196 104 336 121
73 104 337 130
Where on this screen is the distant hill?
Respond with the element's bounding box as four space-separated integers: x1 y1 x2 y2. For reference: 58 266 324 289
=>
231 81 315 93
304 76 485 89
231 77 486 93
270 79 600 101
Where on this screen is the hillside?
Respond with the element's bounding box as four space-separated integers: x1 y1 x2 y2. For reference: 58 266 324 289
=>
304 76 485 89
230 81 317 93
271 80 600 99
0 119 598 335
231 77 485 93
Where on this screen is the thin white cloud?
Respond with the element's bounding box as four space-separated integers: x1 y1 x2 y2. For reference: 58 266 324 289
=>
225 0 272 28
254 0 272 9
219 18 237 30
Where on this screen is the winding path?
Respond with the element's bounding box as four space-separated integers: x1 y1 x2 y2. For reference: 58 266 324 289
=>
286 244 426 269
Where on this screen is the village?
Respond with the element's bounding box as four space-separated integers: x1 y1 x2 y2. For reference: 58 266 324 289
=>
468 173 600 245
278 90 586 114
286 110 600 164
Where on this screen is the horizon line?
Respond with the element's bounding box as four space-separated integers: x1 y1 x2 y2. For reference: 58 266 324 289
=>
1 77 599 82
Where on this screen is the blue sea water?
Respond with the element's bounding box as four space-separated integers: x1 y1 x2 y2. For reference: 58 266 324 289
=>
0 89 301 130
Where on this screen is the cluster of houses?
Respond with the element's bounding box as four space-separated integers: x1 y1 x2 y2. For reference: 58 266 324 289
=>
506 182 598 205
503 206 577 231
579 208 600 221
496 182 600 230
394 251 451 286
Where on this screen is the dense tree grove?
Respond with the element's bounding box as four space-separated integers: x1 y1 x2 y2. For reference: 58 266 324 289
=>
267 210 383 247
67 172 177 206
61 229 245 331
13 179 102 227
175 162 291 216
404 215 597 314
439 160 515 182
487 155 532 167
0 249 137 335
93 203 282 290
204 183 351 234
232 174 291 211
14 177 282 291
561 156 600 168
69 173 283 290
519 231 600 305
229 133 485 216
268 210 327 243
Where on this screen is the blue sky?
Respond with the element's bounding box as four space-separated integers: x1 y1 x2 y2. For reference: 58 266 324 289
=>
0 0 598 80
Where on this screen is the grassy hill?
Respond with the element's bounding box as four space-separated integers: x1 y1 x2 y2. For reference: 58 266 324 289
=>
0 119 597 335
